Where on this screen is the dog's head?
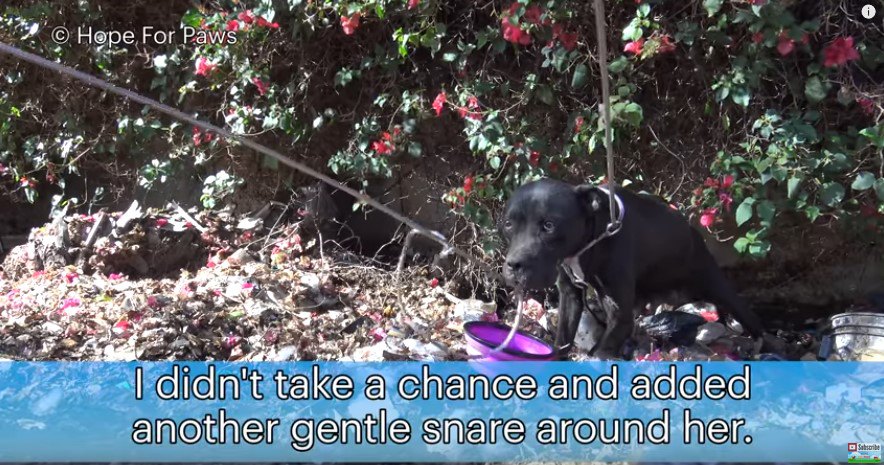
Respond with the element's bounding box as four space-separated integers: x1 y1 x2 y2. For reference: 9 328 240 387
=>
500 178 606 290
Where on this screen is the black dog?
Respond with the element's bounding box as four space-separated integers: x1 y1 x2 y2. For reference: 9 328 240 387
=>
500 178 765 360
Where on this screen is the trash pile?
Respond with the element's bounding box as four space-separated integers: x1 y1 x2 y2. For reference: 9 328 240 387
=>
0 201 877 362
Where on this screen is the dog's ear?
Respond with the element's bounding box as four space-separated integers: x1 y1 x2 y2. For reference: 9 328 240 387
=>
574 184 604 213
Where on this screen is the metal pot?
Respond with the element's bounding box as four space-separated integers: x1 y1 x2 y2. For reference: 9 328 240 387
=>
820 312 884 361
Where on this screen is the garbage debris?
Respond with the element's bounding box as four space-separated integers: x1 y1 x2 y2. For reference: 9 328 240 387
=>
638 310 707 346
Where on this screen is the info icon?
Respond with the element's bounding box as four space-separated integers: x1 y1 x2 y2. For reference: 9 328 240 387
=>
861 4 877 20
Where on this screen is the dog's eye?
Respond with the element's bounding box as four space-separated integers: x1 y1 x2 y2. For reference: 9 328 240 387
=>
542 221 555 233
504 220 513 229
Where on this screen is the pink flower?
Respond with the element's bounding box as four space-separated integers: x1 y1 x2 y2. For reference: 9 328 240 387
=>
658 35 676 54
624 38 644 55
226 20 239 32
256 17 279 28
700 208 718 228
252 77 268 96
408 0 419 9
194 57 216 76
721 174 735 189
223 335 242 349
340 14 360 35
574 116 584 133
719 192 734 212
432 92 447 116
113 320 131 338
59 297 81 315
777 31 795 56
822 37 860 68
238 10 255 24
857 97 875 116
370 327 387 341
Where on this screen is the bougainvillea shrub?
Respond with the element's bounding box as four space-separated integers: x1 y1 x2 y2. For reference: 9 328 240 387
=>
0 0 881 262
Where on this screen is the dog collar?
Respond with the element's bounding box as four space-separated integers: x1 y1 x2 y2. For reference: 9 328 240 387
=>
561 185 625 287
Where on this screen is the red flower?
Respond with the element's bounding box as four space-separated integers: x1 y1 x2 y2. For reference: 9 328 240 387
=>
700 208 718 228
777 31 795 56
529 151 541 166
502 21 531 45
800 33 810 45
822 37 860 68
432 91 447 116
574 116 584 133
524 4 543 25
857 97 875 116
752 32 764 44
553 24 578 51
257 17 279 28
252 77 269 96
501 4 532 45
463 176 474 193
624 38 644 55
381 131 393 142
860 203 879 218
718 192 734 212
721 174 735 189
371 140 393 155
340 14 360 35
703 177 720 189
238 10 255 24
658 35 676 54
226 20 240 32
194 57 216 76
408 0 420 9
429 277 439 288
467 96 479 109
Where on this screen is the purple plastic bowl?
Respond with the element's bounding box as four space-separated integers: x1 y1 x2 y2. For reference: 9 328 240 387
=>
463 321 556 361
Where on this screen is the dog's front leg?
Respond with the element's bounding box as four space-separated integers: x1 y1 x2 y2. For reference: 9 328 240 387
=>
590 276 636 361
554 270 584 359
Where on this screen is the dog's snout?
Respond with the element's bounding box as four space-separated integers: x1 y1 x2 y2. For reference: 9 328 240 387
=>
506 256 524 272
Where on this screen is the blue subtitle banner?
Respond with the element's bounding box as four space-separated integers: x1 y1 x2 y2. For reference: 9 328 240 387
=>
0 361 881 462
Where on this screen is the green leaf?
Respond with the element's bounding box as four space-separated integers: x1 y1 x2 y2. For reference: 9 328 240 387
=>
735 198 755 226
442 52 458 62
859 124 884 149
571 63 588 89
787 176 802 199
819 182 845 207
804 76 828 104
852 171 876 191
608 57 628 74
703 0 723 17
407 142 422 158
805 205 821 222
875 179 884 202
731 87 750 107
734 237 750 253
621 102 643 127
536 85 554 105
757 200 776 224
